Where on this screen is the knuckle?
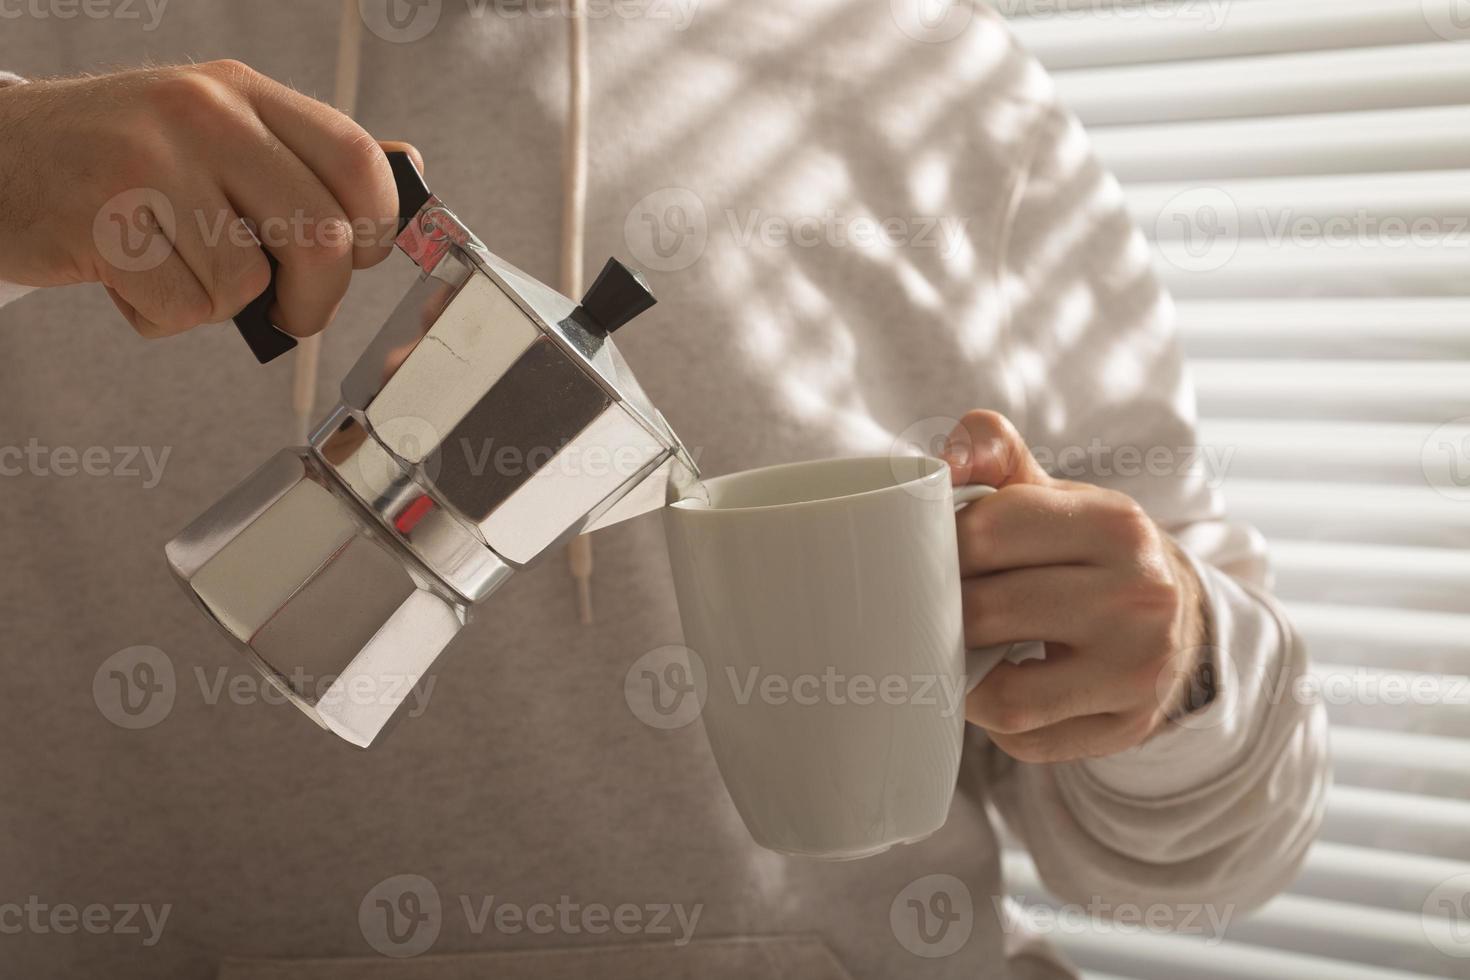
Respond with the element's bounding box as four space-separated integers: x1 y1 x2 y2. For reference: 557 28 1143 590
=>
200 59 258 86
144 70 237 127
214 248 272 317
98 129 174 191
170 293 212 332
128 314 167 340
1115 710 1156 747
961 409 1013 438
962 599 980 636
149 288 210 334
341 133 399 252
316 216 358 261
1100 494 1157 552
991 731 1055 765
236 248 274 297
961 583 1002 638
292 219 356 269
959 409 1020 453
975 676 1032 735
1127 652 1175 707
137 318 189 340
956 502 995 550
958 409 1033 480
340 130 391 197
1123 575 1182 622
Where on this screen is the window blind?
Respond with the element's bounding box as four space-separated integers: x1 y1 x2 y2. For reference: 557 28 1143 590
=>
986 1 1470 977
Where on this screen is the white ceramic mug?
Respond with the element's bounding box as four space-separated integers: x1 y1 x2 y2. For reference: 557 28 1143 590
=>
663 455 1039 860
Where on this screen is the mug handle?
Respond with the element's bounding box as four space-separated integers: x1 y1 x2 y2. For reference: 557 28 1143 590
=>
952 484 1047 694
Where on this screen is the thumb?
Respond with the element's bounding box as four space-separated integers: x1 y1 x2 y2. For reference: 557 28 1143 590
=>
942 410 1052 489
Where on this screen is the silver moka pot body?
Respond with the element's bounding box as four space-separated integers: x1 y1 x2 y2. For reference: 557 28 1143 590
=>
166 154 699 747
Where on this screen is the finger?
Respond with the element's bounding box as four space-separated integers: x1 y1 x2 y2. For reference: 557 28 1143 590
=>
942 409 1051 490
104 286 150 335
379 139 426 177
243 70 407 269
984 711 1149 764
374 140 427 256
214 120 354 338
962 565 1114 649
967 650 1139 735
160 184 273 324
958 483 1152 575
99 245 211 339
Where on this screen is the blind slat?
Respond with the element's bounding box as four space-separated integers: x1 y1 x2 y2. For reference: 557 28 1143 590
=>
1092 106 1470 181
1055 42 1470 126
1154 241 1470 300
1220 481 1470 549
1311 664 1470 740
1323 784 1470 862
1193 360 1470 422
1005 854 1457 978
1132 171 1470 244
1272 541 1470 613
1053 929 1438 980
1288 602 1470 676
1269 841 1468 919
1199 420 1467 486
1203 893 1458 980
1333 726 1470 799
995 841 1470 924
1002 0 1454 71
1177 298 1470 360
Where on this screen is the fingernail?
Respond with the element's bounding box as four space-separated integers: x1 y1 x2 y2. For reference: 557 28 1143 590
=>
943 440 970 466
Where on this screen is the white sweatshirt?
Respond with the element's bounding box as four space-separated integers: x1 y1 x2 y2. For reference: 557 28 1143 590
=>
0 4 1325 979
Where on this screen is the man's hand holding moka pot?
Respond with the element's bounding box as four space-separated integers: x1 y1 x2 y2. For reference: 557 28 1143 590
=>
0 61 420 341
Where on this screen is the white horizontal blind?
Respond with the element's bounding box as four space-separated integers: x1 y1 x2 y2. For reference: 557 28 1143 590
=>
987 1 1470 978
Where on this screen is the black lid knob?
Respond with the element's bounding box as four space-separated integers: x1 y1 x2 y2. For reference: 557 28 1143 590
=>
578 258 656 335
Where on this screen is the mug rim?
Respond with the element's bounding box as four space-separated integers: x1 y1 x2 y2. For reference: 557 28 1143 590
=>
670 454 950 516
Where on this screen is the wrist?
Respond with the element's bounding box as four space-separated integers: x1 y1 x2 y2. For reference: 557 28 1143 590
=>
0 76 62 289
1158 538 1214 723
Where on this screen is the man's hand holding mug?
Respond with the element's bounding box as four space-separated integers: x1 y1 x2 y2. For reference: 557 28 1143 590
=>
946 410 1210 764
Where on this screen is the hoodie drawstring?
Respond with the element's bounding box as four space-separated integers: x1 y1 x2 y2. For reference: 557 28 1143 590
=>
292 0 364 445
561 0 595 625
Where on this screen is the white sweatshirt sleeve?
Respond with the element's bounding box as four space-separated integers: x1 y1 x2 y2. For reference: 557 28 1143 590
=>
0 70 35 309
977 102 1330 915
